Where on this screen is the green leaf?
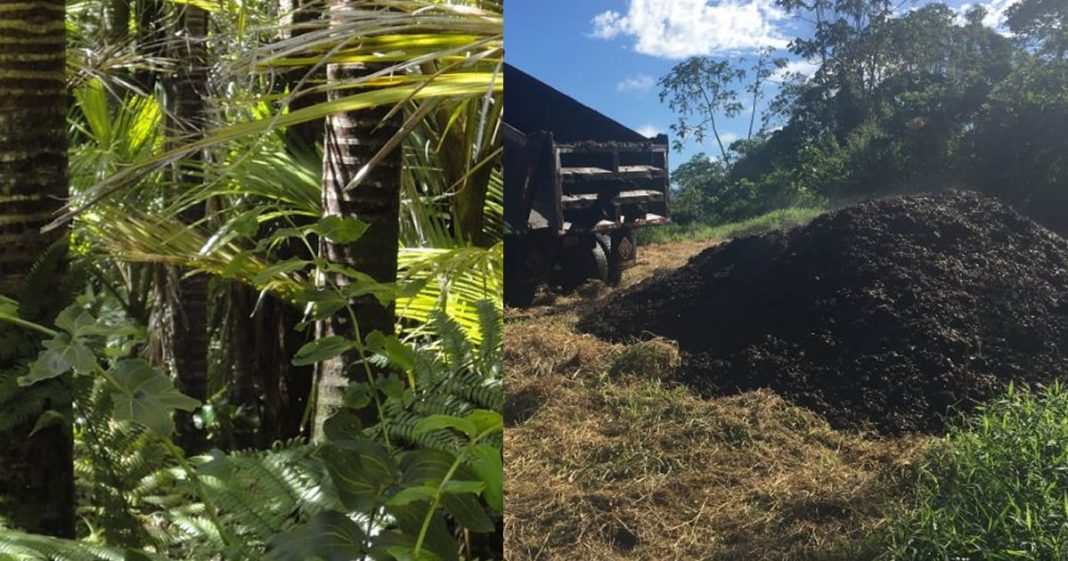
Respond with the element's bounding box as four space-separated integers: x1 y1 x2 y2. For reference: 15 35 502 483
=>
221 251 255 278
19 333 97 385
320 438 398 511
292 336 356 366
383 544 442 561
400 449 454 484
366 331 418 374
343 382 373 409
323 408 363 442
383 504 458 561
253 257 309 285
468 444 503 512
376 374 406 400
294 287 349 321
441 492 495 532
55 306 101 338
310 216 369 243
441 480 485 495
344 280 399 306
230 209 261 238
386 484 437 506
110 359 200 436
29 410 68 437
0 295 18 320
415 415 477 439
465 409 503 436
265 510 366 561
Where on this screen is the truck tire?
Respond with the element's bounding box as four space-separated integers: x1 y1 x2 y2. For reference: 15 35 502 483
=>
596 234 623 286
590 241 609 284
557 239 607 289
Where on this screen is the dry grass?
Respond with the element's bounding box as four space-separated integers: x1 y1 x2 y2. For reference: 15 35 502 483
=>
621 238 720 289
504 239 931 561
608 337 681 380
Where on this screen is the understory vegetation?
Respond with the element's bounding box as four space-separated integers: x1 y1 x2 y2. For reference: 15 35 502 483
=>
0 0 503 560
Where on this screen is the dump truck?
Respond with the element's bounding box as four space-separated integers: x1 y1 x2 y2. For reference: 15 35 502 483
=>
504 64 671 307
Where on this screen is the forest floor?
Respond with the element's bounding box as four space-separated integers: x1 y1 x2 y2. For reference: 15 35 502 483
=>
503 234 930 561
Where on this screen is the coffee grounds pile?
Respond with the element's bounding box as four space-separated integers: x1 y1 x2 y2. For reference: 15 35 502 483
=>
578 191 1068 433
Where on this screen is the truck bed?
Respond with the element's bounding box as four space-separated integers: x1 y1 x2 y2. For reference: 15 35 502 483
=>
504 64 670 234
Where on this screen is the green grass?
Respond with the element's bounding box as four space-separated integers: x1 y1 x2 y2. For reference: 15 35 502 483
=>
638 206 826 245
885 383 1068 560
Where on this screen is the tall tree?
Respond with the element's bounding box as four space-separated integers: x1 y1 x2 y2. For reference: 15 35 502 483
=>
167 3 210 452
0 0 74 536
314 3 402 436
1006 0 1067 59
659 57 745 163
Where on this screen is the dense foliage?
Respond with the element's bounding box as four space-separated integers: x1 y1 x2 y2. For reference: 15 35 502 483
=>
0 0 503 559
665 0 1068 235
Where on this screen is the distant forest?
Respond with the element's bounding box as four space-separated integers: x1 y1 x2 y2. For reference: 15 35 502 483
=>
661 0 1068 234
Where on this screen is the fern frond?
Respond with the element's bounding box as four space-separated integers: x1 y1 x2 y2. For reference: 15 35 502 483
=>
376 302 502 454
0 377 60 434
475 300 502 379
144 442 327 557
0 529 168 561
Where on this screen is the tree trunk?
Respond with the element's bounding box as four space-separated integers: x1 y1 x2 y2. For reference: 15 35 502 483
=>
283 0 326 155
0 0 75 536
314 2 402 437
167 4 210 453
134 0 166 91
225 284 313 448
438 108 498 247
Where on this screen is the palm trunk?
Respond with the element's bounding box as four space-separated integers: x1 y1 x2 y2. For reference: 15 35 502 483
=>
227 287 315 448
226 283 258 448
168 4 210 453
134 0 166 90
284 0 326 154
439 110 497 247
314 2 402 437
0 0 74 536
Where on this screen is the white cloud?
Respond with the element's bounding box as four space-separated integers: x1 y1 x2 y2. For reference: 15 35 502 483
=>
590 0 790 59
718 131 740 146
616 74 656 93
770 59 819 83
955 0 1020 33
636 124 661 137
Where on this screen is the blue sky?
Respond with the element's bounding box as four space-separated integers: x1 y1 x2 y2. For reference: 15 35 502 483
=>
505 0 1018 172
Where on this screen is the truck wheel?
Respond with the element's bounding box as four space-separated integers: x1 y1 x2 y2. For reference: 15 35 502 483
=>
557 240 607 289
596 234 623 286
590 241 609 284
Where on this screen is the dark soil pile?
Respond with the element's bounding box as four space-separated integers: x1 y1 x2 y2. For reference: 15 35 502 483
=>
578 191 1068 433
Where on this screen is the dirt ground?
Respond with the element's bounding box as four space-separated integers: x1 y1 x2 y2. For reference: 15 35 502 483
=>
505 234 929 561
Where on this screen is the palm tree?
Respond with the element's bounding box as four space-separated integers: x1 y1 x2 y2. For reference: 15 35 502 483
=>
167 3 211 453
0 0 75 536
57 0 503 439
314 3 403 436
